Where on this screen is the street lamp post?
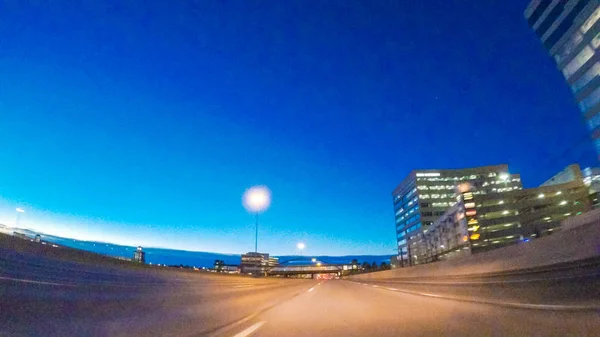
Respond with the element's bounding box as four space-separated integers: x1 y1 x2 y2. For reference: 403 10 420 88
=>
242 186 271 253
254 213 259 253
15 208 25 227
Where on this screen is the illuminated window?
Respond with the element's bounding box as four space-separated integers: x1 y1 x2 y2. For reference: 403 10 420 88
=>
564 46 594 79
582 6 600 34
555 32 583 64
572 63 600 94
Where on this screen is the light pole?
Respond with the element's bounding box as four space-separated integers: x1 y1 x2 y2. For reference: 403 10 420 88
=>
242 186 271 253
15 208 25 227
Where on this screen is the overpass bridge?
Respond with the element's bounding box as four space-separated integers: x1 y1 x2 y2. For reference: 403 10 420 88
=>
267 265 345 276
266 257 358 277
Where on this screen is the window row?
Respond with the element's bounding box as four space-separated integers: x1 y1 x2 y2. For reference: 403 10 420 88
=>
571 61 600 93
396 204 420 224
419 193 454 200
544 0 591 50
398 213 421 230
588 112 600 130
579 84 600 111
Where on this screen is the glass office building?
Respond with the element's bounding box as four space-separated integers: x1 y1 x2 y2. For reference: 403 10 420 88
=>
392 165 522 266
525 0 600 159
412 178 590 265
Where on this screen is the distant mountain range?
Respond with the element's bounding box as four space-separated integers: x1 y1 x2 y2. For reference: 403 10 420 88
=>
2 227 391 268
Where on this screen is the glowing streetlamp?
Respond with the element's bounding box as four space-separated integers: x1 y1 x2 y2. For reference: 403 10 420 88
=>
242 186 271 252
15 208 25 227
297 242 305 256
311 258 317 263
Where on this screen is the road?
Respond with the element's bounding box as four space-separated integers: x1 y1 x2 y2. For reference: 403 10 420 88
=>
2 239 600 336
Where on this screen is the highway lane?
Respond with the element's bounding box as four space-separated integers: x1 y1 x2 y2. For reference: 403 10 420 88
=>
226 279 600 336
3 237 600 336
0 245 316 336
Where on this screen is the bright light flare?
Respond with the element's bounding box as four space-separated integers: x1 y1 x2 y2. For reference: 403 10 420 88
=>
16 208 25 213
242 186 272 213
297 242 305 250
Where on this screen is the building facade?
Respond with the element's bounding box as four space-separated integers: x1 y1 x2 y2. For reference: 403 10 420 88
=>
413 179 591 264
392 165 523 266
525 0 600 158
240 252 278 275
583 166 600 207
133 246 145 263
540 163 600 207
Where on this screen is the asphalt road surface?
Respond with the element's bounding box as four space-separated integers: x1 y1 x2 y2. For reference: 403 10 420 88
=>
2 241 600 336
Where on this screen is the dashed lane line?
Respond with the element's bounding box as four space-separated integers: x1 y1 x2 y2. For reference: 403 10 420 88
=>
233 321 267 337
232 321 266 337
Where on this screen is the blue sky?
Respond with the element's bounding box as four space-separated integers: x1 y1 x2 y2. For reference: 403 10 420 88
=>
0 1 596 255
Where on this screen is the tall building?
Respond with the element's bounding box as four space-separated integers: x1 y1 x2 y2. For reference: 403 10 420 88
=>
540 163 600 206
525 0 600 158
133 246 145 263
392 165 523 266
413 178 591 264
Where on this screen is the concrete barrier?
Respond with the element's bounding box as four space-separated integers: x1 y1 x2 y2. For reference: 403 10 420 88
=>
350 215 600 280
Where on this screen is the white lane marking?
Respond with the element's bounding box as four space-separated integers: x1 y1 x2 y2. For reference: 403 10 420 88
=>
232 321 266 337
0 276 76 287
234 285 256 288
371 285 379 288
308 287 315 292
387 287 398 291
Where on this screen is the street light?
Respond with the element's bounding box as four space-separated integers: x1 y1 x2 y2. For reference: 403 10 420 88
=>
15 208 25 227
311 258 317 263
242 186 271 253
297 242 305 256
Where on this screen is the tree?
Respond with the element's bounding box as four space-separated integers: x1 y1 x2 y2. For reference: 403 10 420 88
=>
380 262 390 270
361 262 371 270
371 262 378 270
